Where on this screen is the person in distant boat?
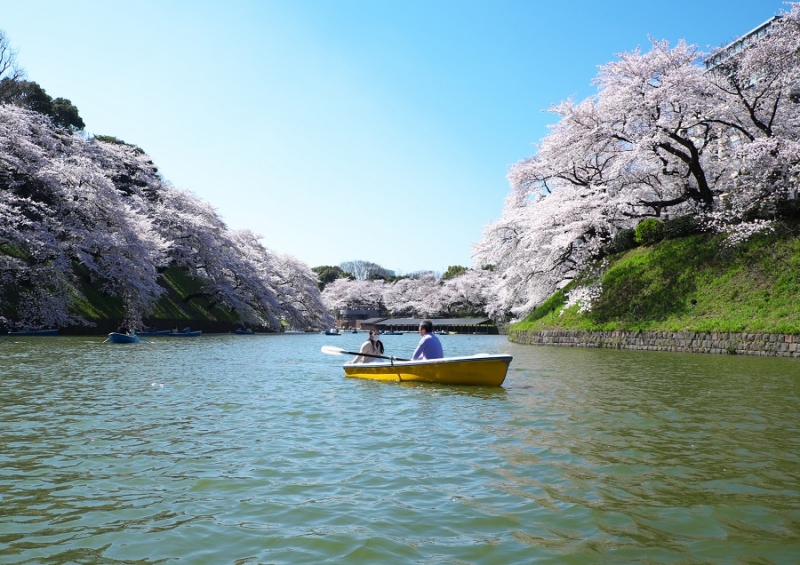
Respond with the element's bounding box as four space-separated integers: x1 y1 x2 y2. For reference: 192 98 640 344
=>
115 325 129 335
353 330 385 363
412 320 443 360
182 326 190 333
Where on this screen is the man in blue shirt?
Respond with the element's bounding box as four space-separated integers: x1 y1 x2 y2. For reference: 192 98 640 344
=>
412 319 444 360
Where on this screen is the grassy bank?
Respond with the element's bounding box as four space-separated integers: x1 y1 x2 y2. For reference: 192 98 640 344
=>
513 231 800 335
2 264 248 334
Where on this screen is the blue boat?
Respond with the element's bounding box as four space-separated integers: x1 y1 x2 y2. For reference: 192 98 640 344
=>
107 332 141 344
138 329 173 336
235 329 254 335
8 329 58 336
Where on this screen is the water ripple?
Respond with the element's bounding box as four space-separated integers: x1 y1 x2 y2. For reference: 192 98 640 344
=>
1 335 799 563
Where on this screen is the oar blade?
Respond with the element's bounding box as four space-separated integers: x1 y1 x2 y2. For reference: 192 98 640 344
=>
321 345 348 356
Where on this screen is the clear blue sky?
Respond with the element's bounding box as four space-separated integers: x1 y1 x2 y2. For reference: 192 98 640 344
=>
0 0 786 274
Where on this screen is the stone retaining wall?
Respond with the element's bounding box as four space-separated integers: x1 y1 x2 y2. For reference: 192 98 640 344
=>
509 329 800 358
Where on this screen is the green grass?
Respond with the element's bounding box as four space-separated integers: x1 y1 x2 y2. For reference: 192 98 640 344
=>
512 231 800 335
153 267 239 322
2 261 243 326
71 262 126 319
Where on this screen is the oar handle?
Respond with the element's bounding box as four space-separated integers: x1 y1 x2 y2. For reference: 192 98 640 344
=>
320 346 409 362
355 351 410 361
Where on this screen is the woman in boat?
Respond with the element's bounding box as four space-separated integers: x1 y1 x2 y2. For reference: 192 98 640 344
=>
352 330 385 363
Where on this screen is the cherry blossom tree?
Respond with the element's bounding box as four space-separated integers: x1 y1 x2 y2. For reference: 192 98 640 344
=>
477 4 800 319
232 229 333 329
440 268 498 317
320 269 497 320
382 274 450 317
703 5 800 232
0 106 96 327
270 252 335 330
321 278 385 313
0 104 332 329
474 184 621 319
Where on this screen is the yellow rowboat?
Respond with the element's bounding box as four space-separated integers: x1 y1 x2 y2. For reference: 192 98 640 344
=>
343 354 512 387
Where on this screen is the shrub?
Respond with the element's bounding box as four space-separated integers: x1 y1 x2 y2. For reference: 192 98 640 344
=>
635 218 664 245
609 228 637 253
663 215 701 239
775 198 800 221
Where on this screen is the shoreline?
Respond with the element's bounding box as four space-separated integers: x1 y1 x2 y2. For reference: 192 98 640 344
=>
509 329 800 358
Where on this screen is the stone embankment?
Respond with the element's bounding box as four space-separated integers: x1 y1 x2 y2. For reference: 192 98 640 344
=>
510 329 800 358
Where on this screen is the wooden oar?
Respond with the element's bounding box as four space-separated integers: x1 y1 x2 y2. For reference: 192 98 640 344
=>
320 345 409 362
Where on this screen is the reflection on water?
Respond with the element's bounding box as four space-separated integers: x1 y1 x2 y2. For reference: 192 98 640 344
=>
1 334 798 563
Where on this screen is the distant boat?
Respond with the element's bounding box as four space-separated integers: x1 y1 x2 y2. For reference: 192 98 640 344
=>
8 329 58 336
166 330 202 337
235 329 254 335
107 332 140 344
324 329 341 336
138 329 172 336
283 330 306 334
381 331 403 336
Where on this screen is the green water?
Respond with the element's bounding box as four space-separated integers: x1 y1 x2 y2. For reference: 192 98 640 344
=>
1 333 798 564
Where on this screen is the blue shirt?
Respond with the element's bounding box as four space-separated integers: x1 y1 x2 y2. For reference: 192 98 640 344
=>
412 332 443 360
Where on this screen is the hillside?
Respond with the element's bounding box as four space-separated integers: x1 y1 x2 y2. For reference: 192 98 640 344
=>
64 266 244 335
512 230 800 336
0 104 333 333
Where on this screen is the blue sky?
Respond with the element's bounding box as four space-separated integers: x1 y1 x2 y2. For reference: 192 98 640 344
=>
0 0 787 274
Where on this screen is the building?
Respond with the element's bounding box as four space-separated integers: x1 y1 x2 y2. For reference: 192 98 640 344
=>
359 317 498 335
703 16 779 72
337 308 381 330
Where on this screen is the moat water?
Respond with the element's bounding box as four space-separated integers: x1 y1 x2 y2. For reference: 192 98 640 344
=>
1 332 798 563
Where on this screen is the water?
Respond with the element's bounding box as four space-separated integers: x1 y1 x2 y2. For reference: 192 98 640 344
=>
1 332 798 564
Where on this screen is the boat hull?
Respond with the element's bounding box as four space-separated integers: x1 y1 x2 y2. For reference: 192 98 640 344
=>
138 330 172 336
165 331 202 337
107 332 140 343
343 354 512 387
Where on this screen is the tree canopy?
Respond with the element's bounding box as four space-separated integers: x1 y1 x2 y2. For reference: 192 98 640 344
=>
0 30 85 131
311 265 346 290
442 265 468 281
1 79 85 130
320 268 497 318
475 5 800 320
0 104 333 330
339 260 392 281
